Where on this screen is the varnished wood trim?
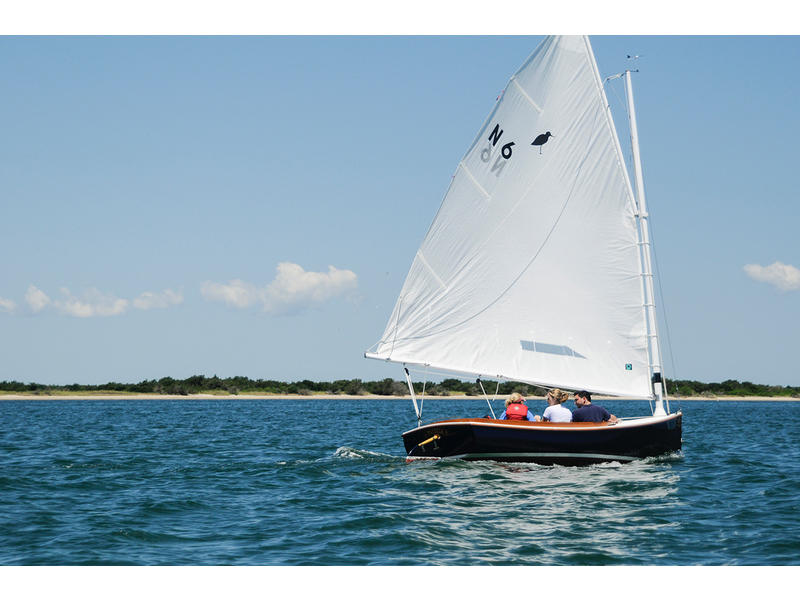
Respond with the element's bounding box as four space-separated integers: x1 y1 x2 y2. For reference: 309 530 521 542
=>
433 418 612 427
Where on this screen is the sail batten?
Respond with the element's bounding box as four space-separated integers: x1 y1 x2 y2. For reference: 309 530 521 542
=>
367 36 654 399
459 162 491 199
511 77 543 113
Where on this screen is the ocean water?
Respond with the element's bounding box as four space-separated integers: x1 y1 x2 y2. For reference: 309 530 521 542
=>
0 397 797 566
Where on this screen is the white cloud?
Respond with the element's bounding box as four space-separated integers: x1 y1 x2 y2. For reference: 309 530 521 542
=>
133 289 184 310
25 285 51 313
202 262 358 314
20 284 183 317
263 262 358 314
0 297 16 313
201 279 261 309
743 261 800 292
54 287 129 317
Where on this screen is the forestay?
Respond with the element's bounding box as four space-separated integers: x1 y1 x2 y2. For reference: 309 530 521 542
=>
367 36 652 398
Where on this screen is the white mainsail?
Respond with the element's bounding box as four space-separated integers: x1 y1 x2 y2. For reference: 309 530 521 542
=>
367 36 653 398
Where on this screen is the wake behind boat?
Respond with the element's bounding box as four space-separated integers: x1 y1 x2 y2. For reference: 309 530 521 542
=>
366 36 682 465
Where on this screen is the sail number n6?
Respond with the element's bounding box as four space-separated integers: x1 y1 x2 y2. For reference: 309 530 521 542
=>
480 123 515 177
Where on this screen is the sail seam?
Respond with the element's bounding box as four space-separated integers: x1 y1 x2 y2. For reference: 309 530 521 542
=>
511 77 543 113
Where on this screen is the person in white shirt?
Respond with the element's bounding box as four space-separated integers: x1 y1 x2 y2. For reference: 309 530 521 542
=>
541 388 572 422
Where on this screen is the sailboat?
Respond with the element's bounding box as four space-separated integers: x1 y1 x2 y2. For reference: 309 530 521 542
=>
365 36 682 465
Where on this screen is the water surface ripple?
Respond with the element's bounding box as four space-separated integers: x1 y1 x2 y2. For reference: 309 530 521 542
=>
0 398 797 565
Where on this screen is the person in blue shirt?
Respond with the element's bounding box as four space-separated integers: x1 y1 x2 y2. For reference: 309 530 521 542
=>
497 392 537 421
572 390 618 423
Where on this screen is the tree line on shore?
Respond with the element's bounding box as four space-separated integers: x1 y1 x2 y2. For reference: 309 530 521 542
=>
1 375 798 397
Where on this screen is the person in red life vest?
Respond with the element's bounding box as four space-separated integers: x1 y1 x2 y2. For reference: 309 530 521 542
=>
497 392 536 421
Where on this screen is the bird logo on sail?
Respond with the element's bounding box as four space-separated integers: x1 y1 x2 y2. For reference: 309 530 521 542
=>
531 131 553 154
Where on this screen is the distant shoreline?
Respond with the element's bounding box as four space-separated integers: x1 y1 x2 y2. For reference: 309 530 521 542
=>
1 393 797 402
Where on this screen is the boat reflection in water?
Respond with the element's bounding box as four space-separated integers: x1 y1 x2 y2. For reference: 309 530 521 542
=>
392 452 684 563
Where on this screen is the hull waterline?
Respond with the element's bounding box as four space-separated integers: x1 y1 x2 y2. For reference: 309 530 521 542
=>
402 412 682 466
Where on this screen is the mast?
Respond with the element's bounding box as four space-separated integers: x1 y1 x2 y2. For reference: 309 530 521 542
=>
624 69 666 416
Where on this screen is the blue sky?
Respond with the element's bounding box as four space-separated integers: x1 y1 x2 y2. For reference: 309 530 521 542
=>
1 33 799 386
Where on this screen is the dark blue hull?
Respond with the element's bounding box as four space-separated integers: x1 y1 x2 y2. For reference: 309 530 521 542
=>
403 413 682 465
